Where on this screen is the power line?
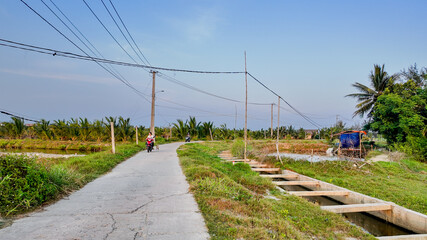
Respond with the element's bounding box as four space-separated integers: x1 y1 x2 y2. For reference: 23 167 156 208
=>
108 0 151 66
82 0 140 65
40 0 132 87
0 38 244 74
19 0 150 103
247 72 322 129
48 0 132 86
100 0 148 66
0 110 40 123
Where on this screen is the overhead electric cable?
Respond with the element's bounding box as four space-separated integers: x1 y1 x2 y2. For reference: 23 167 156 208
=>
19 0 151 103
0 110 40 123
48 0 131 85
82 0 140 65
39 0 131 86
100 0 148 66
247 72 322 129
0 38 244 74
108 0 151 66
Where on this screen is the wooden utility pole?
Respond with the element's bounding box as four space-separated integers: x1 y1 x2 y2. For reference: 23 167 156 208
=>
150 71 157 136
271 103 274 138
244 51 248 161
209 128 213 141
276 97 282 164
135 126 138 145
110 122 115 154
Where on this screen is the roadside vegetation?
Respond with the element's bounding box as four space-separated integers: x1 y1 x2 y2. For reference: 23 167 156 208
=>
266 155 427 215
0 143 144 219
347 64 426 161
178 142 373 239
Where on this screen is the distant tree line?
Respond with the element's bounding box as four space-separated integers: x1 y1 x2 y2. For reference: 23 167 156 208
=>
1 114 348 143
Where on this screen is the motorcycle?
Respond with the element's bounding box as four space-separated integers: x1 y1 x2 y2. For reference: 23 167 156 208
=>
146 138 154 152
185 136 191 142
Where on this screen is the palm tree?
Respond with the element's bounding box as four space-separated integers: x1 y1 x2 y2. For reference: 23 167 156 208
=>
187 116 200 138
79 118 92 141
173 119 188 139
200 121 214 139
346 64 394 118
34 119 53 140
53 119 68 140
11 117 25 139
117 117 134 142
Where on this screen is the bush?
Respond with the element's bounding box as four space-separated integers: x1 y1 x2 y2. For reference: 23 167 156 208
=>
0 155 71 216
231 139 253 158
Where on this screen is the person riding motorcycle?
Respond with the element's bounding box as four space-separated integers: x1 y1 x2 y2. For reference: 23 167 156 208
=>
146 132 155 152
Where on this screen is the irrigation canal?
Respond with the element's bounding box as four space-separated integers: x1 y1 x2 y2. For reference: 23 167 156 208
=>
218 151 427 239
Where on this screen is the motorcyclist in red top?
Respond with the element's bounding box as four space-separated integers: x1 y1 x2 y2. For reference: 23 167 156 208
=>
146 132 154 152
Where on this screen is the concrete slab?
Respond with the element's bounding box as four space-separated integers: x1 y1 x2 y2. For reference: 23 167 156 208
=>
321 203 392 213
288 191 349 196
273 180 319 186
0 142 209 240
377 234 427 239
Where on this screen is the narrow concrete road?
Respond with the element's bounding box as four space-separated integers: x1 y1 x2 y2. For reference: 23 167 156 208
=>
0 142 209 240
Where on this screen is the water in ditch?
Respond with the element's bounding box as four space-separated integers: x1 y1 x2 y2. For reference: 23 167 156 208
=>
279 184 415 237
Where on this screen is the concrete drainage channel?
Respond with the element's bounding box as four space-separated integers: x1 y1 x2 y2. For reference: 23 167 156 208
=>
218 151 427 239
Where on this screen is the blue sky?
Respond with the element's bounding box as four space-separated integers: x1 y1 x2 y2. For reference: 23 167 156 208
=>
1 0 426 130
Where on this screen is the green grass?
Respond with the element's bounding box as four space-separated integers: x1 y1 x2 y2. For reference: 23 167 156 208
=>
269 157 427 215
178 142 373 240
0 139 108 152
0 143 144 218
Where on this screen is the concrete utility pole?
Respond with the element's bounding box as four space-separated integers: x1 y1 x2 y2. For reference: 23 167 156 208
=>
244 51 248 161
234 104 237 139
150 71 157 135
276 97 283 164
110 122 115 154
271 103 274 138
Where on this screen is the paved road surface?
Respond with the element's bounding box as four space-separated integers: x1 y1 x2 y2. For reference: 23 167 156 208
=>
0 142 209 240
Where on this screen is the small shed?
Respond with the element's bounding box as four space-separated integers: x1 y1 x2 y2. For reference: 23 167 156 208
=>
336 130 367 158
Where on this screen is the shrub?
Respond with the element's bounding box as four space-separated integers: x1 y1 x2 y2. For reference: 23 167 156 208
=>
0 155 71 216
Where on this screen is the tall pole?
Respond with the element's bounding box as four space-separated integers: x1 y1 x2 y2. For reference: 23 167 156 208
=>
150 71 157 135
110 122 115 154
271 103 274 138
244 51 248 161
234 104 237 139
135 126 138 145
276 97 283 164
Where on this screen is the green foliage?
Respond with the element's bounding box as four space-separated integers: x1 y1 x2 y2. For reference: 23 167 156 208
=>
0 155 71 216
346 64 395 118
0 143 143 217
11 117 25 139
231 139 254 158
34 119 53 140
370 80 426 160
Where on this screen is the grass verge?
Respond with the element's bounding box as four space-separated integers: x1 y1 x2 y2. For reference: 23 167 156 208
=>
267 156 427 215
178 142 373 239
0 139 109 152
0 143 144 219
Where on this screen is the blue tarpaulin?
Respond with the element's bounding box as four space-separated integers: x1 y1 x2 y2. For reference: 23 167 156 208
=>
340 132 361 148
